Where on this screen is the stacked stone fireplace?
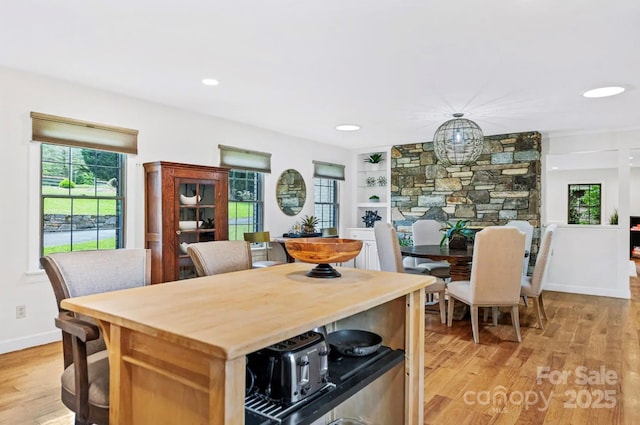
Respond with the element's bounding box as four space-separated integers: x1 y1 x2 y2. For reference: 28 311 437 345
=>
391 131 541 270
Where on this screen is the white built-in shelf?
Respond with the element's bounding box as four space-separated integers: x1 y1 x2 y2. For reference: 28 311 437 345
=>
357 202 388 208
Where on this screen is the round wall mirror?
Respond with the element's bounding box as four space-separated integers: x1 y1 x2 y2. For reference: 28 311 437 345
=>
276 169 306 216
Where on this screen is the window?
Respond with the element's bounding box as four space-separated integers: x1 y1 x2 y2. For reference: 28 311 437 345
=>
314 178 338 230
41 144 125 255
568 183 601 224
228 170 264 240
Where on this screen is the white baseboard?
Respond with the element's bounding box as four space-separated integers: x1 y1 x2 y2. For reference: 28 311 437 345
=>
545 283 631 300
0 330 61 355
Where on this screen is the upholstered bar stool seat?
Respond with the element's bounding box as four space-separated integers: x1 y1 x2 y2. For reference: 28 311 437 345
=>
61 350 110 411
41 248 151 425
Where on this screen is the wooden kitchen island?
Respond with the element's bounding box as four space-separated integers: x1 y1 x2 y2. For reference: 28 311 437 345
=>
60 263 434 425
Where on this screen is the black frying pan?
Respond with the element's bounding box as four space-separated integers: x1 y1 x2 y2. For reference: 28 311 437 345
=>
327 329 382 357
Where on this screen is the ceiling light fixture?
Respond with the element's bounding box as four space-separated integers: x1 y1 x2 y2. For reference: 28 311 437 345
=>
582 86 625 98
202 78 220 86
335 124 361 132
433 113 484 166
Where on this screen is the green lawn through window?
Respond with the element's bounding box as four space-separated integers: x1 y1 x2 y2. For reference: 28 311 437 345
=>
44 237 116 255
42 185 118 215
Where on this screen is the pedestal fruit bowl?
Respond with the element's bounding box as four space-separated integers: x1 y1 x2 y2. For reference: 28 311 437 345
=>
284 238 363 278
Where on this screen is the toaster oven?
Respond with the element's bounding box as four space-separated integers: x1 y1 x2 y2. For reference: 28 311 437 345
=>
247 330 330 405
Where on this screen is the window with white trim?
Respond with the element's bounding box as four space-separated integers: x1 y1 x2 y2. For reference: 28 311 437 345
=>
312 160 344 230
314 178 338 230
41 144 125 255
228 170 264 240
31 112 137 257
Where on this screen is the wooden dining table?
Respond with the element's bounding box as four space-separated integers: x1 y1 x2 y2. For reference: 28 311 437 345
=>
400 244 473 281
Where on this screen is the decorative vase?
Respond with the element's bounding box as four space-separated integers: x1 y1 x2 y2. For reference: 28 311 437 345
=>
448 234 467 250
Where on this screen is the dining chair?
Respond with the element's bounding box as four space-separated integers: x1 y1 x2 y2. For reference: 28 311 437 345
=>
505 220 534 277
520 224 556 329
447 227 526 343
374 222 447 324
407 219 451 278
187 240 253 276
243 231 285 268
40 248 151 425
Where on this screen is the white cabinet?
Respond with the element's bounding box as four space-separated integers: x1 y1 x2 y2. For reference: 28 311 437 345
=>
346 227 380 270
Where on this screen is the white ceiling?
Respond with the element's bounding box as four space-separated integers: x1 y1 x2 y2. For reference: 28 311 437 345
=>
1 0 639 150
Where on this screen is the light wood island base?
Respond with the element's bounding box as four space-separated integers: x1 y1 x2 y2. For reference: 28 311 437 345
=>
61 263 434 424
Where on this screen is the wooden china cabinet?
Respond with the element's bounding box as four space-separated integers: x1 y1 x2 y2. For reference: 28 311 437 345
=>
144 161 229 283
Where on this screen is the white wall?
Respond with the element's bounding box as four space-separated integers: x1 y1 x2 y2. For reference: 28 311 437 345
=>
545 225 626 298
0 67 354 354
546 168 619 224
542 131 640 300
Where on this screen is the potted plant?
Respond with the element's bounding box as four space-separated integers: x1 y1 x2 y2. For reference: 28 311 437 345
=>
364 153 384 164
300 215 319 234
369 195 380 203
609 209 619 225
440 220 474 250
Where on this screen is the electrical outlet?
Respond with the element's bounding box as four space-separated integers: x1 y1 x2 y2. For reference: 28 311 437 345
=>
16 305 26 319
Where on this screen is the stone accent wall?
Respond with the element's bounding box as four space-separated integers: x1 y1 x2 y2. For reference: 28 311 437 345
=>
391 131 541 271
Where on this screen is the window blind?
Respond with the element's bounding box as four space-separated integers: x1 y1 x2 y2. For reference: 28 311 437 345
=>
313 160 345 181
31 112 138 154
219 144 272 173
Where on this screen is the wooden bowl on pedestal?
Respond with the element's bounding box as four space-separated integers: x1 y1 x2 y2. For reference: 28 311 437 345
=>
284 238 363 278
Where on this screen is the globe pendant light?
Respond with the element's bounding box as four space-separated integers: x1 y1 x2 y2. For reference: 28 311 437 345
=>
433 113 484 166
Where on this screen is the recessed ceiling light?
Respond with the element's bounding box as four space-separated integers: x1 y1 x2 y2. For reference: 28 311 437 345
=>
551 166 559 170
202 78 220 86
582 86 625 98
335 124 361 132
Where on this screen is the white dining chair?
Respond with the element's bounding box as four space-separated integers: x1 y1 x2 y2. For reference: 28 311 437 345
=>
521 224 556 329
374 222 447 324
406 220 451 278
505 220 534 277
447 226 526 343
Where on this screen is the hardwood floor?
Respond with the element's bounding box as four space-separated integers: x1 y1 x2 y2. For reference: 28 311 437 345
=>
423 274 640 424
0 342 72 425
1 277 638 425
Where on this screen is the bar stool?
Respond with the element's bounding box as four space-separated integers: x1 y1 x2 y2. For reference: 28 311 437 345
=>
243 231 285 268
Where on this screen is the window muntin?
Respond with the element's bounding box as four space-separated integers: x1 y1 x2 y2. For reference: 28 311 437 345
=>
568 183 601 224
314 178 338 230
228 170 264 240
41 144 125 255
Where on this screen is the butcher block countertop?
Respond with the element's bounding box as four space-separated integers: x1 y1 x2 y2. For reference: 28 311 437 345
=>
61 263 435 360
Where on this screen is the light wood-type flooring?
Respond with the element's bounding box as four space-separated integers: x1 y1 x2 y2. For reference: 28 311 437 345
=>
1 275 639 425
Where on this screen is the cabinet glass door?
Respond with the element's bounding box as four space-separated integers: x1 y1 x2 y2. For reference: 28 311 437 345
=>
177 180 217 279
